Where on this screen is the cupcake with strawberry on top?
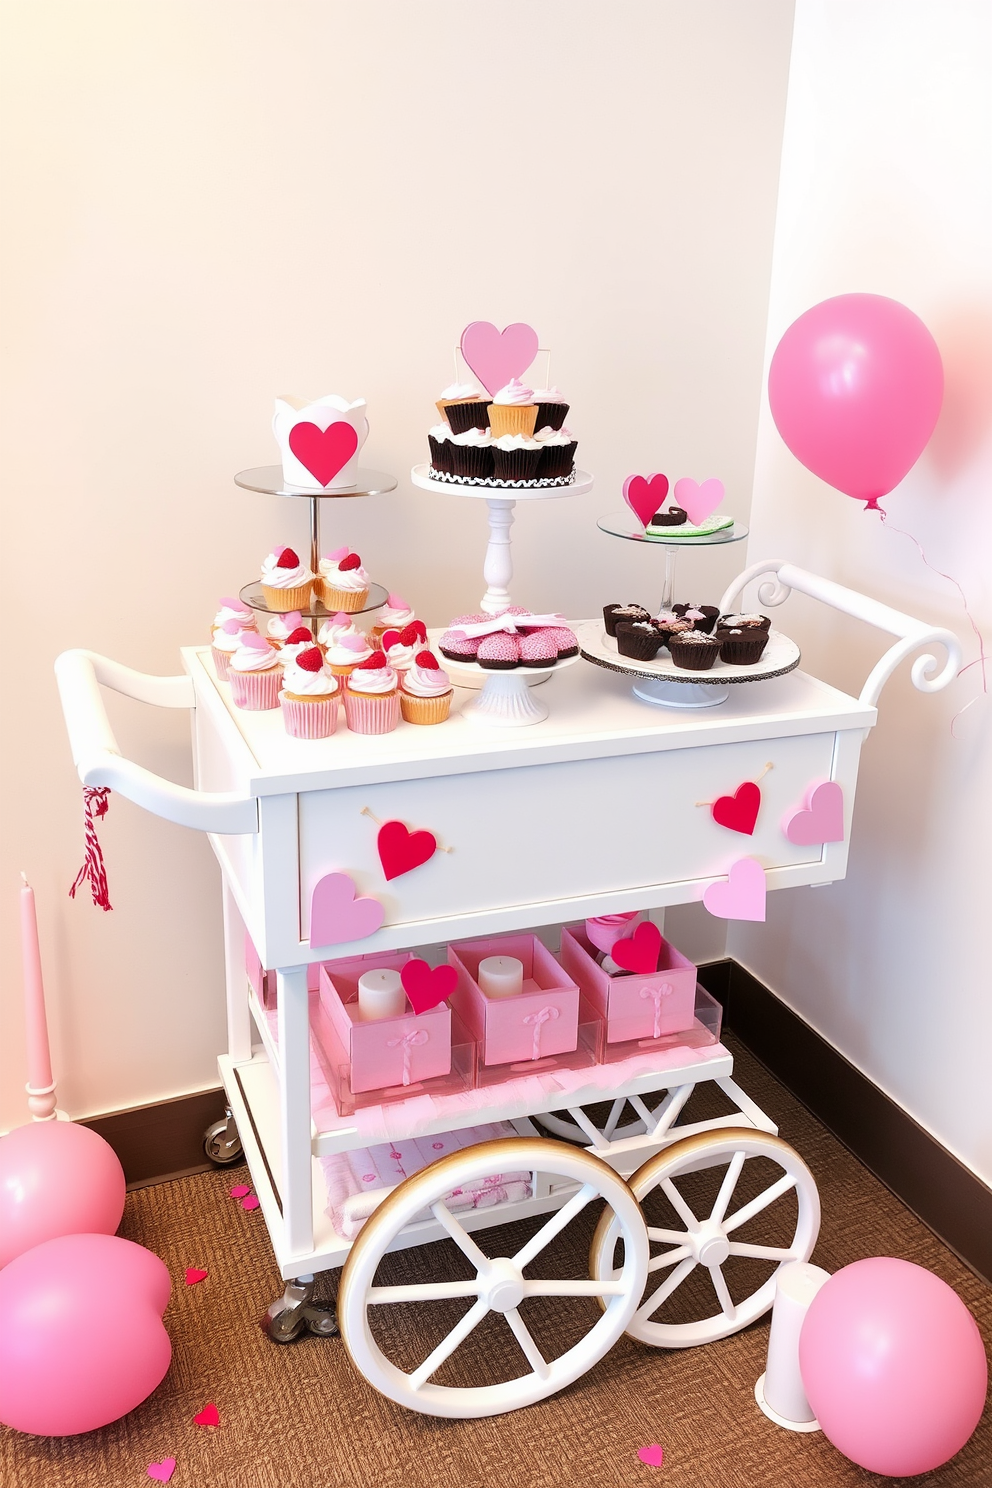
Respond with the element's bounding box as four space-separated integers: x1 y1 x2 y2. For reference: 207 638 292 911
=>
279 625 317 665
266 610 303 648
400 651 454 724
371 593 417 648
380 622 428 675
279 644 339 739
343 651 401 734
317 546 370 612
260 546 315 612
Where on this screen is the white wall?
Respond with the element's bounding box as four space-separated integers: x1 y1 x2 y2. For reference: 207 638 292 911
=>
734 1 992 1183
0 2 794 1128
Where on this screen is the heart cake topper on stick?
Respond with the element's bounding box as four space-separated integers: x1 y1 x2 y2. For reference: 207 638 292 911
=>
460 321 540 397
673 477 725 527
622 473 669 529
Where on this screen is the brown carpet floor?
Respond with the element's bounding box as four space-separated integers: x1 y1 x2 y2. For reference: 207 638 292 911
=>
3 1034 991 1488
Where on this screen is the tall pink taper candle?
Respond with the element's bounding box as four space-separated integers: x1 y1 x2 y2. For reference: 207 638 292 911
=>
20 872 57 1121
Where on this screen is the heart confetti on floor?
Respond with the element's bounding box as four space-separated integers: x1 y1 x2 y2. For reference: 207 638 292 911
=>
637 1444 664 1468
229 1185 250 1199
194 1402 220 1428
184 1268 208 1285
147 1459 177 1483
241 1194 260 1211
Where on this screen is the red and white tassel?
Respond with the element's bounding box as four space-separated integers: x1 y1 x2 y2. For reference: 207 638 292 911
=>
69 786 113 912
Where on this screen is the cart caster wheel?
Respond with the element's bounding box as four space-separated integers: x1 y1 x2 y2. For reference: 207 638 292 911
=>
262 1276 339 1345
203 1108 243 1166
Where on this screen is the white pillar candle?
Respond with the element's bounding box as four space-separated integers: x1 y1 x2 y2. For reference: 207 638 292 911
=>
357 968 407 1020
477 955 524 999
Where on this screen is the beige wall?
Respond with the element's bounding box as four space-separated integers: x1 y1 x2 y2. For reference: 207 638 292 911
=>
0 1 795 1127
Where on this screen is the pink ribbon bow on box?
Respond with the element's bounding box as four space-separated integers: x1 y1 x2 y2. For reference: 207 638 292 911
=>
640 982 674 1040
387 1028 429 1085
448 613 567 640
522 1005 560 1061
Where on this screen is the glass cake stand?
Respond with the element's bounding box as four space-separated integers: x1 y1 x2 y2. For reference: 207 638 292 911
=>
597 514 749 614
235 466 397 634
412 463 594 616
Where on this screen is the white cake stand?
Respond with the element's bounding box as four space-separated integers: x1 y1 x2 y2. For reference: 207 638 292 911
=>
440 649 581 727
412 463 593 615
576 620 801 709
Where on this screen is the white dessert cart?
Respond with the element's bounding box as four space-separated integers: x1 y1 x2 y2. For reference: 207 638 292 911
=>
54 560 959 1419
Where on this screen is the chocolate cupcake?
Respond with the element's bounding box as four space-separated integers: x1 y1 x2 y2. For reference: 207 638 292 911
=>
604 603 650 637
649 506 688 527
717 626 770 665
672 603 720 634
615 620 663 661
532 388 569 431
492 433 542 483
428 425 453 475
536 429 577 481
448 427 494 481
718 612 771 631
444 400 490 435
668 631 721 670
653 614 695 648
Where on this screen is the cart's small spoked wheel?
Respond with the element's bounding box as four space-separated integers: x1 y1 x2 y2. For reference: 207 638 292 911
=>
337 1137 648 1419
589 1128 819 1348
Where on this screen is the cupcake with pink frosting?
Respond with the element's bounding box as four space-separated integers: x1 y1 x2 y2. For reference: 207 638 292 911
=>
317 611 363 650
372 593 416 647
212 596 256 637
279 645 340 739
266 610 303 648
317 546 370 612
211 618 246 681
400 651 453 725
324 629 374 679
343 652 400 734
228 633 282 710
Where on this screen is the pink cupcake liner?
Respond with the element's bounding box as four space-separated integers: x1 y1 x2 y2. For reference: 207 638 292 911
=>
211 645 234 681
343 689 401 735
280 694 339 739
229 666 282 711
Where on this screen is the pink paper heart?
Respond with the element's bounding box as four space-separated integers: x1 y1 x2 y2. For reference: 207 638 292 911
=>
241 630 271 651
622 473 669 528
702 856 767 921
401 959 457 1014
229 1184 250 1199
219 618 241 635
147 1458 177 1483
340 633 368 652
673 476 725 526
460 320 540 397
219 595 243 610
194 1402 220 1427
387 592 408 608
279 611 302 631
184 1267 208 1285
241 1195 260 1211
637 1444 664 1467
288 421 358 485
326 546 350 561
784 780 844 845
310 872 385 947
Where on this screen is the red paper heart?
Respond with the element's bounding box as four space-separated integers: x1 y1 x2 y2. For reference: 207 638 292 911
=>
622 473 670 528
194 1402 220 1427
377 819 438 881
712 780 761 835
611 920 662 974
184 1267 208 1285
380 629 402 652
401 958 457 1015
288 421 359 485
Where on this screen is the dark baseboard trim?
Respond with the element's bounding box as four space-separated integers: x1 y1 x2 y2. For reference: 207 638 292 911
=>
83 1087 229 1190
698 958 992 1287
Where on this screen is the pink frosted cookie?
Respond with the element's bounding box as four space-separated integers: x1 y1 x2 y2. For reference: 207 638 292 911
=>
477 633 521 670
439 628 481 660
518 631 558 667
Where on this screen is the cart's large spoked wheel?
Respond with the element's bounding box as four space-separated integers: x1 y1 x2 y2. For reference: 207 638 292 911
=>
535 1086 692 1145
589 1128 819 1348
338 1137 648 1419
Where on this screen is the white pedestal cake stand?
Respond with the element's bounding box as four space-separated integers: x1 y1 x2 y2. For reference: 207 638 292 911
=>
576 620 801 710
438 648 581 727
412 464 594 615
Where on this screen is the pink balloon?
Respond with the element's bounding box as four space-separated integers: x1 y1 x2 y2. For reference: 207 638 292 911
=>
0 1121 126 1269
0 1233 171 1435
768 294 944 508
800 1257 987 1476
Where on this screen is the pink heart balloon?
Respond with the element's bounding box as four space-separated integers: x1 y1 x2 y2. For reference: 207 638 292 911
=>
309 872 385 947
674 477 725 526
784 781 845 845
0 1234 171 1436
0 1121 125 1270
460 321 539 397
622 473 669 528
768 294 944 509
702 856 767 921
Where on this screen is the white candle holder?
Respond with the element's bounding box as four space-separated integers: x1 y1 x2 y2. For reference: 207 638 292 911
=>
754 1261 831 1431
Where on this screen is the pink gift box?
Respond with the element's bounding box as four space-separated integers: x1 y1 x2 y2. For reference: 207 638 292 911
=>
559 924 697 1044
448 934 580 1068
318 954 452 1094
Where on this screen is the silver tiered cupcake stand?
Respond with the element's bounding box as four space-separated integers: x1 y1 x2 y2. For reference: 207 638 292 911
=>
234 465 397 633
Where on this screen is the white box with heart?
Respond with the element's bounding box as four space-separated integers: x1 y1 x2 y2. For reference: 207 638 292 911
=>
272 393 369 492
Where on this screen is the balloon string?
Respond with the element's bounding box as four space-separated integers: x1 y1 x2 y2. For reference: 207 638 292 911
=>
876 505 988 735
